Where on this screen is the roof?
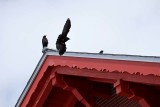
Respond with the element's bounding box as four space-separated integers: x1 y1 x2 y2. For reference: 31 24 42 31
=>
45 49 160 63
15 49 160 107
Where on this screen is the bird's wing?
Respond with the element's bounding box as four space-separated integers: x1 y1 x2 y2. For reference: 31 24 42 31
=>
62 18 71 37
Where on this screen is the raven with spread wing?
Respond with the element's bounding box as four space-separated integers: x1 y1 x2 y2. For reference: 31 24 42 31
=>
56 18 71 55
42 35 48 48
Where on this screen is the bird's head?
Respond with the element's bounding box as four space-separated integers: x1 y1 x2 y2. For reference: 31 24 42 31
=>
43 35 47 38
67 18 70 21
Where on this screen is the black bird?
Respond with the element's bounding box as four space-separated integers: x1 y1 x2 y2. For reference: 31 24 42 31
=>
42 35 48 48
56 18 71 55
99 50 103 54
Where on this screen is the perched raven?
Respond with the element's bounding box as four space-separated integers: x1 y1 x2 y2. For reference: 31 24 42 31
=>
99 50 103 54
42 35 48 48
56 18 71 55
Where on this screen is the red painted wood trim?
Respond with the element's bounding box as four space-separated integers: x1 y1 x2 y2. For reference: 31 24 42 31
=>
20 59 53 106
53 74 92 107
55 66 160 86
20 55 160 106
32 77 54 107
47 56 160 76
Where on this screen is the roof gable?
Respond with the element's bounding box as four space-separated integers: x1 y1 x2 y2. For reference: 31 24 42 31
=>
16 50 160 107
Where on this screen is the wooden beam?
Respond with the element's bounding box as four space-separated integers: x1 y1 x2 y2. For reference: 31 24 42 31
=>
55 66 160 86
114 80 133 97
53 74 92 107
71 88 91 107
131 96 150 107
20 66 53 107
32 76 54 107
114 80 150 107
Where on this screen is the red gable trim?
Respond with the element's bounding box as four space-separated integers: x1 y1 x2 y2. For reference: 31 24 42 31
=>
47 55 160 76
15 50 160 106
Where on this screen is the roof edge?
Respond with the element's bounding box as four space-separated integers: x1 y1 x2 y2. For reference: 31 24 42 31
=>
15 53 48 107
45 49 160 63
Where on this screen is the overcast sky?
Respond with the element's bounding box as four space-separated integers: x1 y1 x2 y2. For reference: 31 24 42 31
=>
1 0 160 107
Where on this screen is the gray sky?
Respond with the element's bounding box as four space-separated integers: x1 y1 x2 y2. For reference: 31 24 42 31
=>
0 0 160 106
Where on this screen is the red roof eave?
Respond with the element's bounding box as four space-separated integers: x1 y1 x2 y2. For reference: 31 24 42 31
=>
15 50 160 107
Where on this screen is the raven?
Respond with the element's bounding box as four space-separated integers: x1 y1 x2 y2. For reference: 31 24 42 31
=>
56 18 71 55
42 35 48 48
99 50 103 54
